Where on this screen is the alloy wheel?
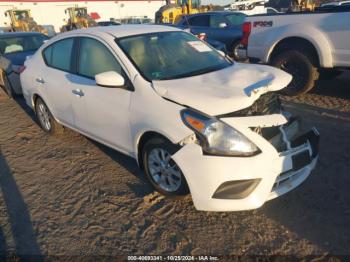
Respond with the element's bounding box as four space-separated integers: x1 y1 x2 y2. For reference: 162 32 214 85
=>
147 148 182 192
37 102 51 131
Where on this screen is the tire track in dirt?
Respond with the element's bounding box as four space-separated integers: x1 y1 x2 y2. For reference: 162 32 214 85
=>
1 88 350 256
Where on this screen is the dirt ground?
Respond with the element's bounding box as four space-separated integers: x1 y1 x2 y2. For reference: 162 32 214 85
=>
0 72 350 259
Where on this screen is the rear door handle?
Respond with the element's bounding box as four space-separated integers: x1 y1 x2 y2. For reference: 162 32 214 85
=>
36 78 45 84
72 89 84 97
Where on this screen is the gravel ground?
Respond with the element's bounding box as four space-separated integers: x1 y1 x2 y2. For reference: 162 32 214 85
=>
0 73 349 259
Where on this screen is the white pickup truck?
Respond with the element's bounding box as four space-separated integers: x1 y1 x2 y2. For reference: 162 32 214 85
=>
239 6 350 95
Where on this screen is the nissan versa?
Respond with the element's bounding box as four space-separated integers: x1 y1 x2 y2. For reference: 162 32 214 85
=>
20 25 319 211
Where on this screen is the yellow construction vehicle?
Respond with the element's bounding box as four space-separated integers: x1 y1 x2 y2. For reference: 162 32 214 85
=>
290 0 318 11
4 9 47 34
155 0 212 24
61 7 98 32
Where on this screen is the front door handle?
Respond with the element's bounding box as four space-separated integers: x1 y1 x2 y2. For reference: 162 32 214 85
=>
72 89 84 97
36 77 45 84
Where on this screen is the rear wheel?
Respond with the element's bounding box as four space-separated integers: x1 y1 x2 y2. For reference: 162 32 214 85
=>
271 50 319 96
142 137 189 196
35 97 64 136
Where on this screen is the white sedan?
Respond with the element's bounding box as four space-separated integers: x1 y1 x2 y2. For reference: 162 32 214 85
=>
20 25 319 211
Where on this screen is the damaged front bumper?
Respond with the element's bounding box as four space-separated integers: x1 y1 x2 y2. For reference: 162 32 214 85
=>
173 109 319 212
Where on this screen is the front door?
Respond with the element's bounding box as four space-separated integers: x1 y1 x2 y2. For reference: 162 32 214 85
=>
70 37 133 154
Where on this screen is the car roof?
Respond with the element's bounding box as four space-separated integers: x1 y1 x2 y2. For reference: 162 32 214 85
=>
60 25 181 39
0 31 46 38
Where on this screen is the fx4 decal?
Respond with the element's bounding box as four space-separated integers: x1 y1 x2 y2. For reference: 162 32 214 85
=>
253 21 273 27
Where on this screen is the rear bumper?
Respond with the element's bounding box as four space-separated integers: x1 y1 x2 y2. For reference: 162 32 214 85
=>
7 72 22 95
172 115 319 212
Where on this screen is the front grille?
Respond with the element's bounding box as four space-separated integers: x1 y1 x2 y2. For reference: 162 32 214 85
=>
252 117 301 152
218 92 281 118
272 130 319 190
272 170 301 190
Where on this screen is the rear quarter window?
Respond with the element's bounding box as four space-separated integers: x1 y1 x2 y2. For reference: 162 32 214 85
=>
43 38 74 72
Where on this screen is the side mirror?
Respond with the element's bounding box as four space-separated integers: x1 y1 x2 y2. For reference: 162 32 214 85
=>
218 22 227 28
95 71 125 88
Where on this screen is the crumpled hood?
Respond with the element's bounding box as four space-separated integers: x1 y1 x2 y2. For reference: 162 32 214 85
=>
152 63 292 116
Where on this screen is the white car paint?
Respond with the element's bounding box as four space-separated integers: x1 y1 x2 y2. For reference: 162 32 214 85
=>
241 10 350 68
152 63 292 116
21 25 319 211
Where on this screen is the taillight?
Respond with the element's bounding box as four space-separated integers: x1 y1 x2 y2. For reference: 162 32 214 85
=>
241 22 251 48
12 65 26 74
197 33 207 41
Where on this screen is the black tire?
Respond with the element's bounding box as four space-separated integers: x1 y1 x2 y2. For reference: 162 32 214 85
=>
271 50 319 96
142 137 189 196
1 72 15 98
35 97 64 136
318 69 343 80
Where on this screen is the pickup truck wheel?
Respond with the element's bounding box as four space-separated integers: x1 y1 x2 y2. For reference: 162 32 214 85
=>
271 50 319 96
142 137 189 197
35 97 64 136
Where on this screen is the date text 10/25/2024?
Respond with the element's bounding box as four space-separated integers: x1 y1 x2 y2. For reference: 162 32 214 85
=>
127 255 220 261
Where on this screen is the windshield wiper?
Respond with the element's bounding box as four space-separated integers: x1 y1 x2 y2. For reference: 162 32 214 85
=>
159 64 230 80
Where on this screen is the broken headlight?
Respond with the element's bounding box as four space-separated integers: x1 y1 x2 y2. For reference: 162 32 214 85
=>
181 109 260 157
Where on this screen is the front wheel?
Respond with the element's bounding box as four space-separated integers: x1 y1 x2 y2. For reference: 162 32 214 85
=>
142 138 189 196
271 50 319 96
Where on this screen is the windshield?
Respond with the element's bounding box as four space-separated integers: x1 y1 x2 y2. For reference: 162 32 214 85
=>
75 8 87 17
14 11 29 20
117 31 232 81
0 35 48 55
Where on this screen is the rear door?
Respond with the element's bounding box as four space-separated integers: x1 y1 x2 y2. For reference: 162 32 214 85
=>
40 37 76 126
208 14 232 45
